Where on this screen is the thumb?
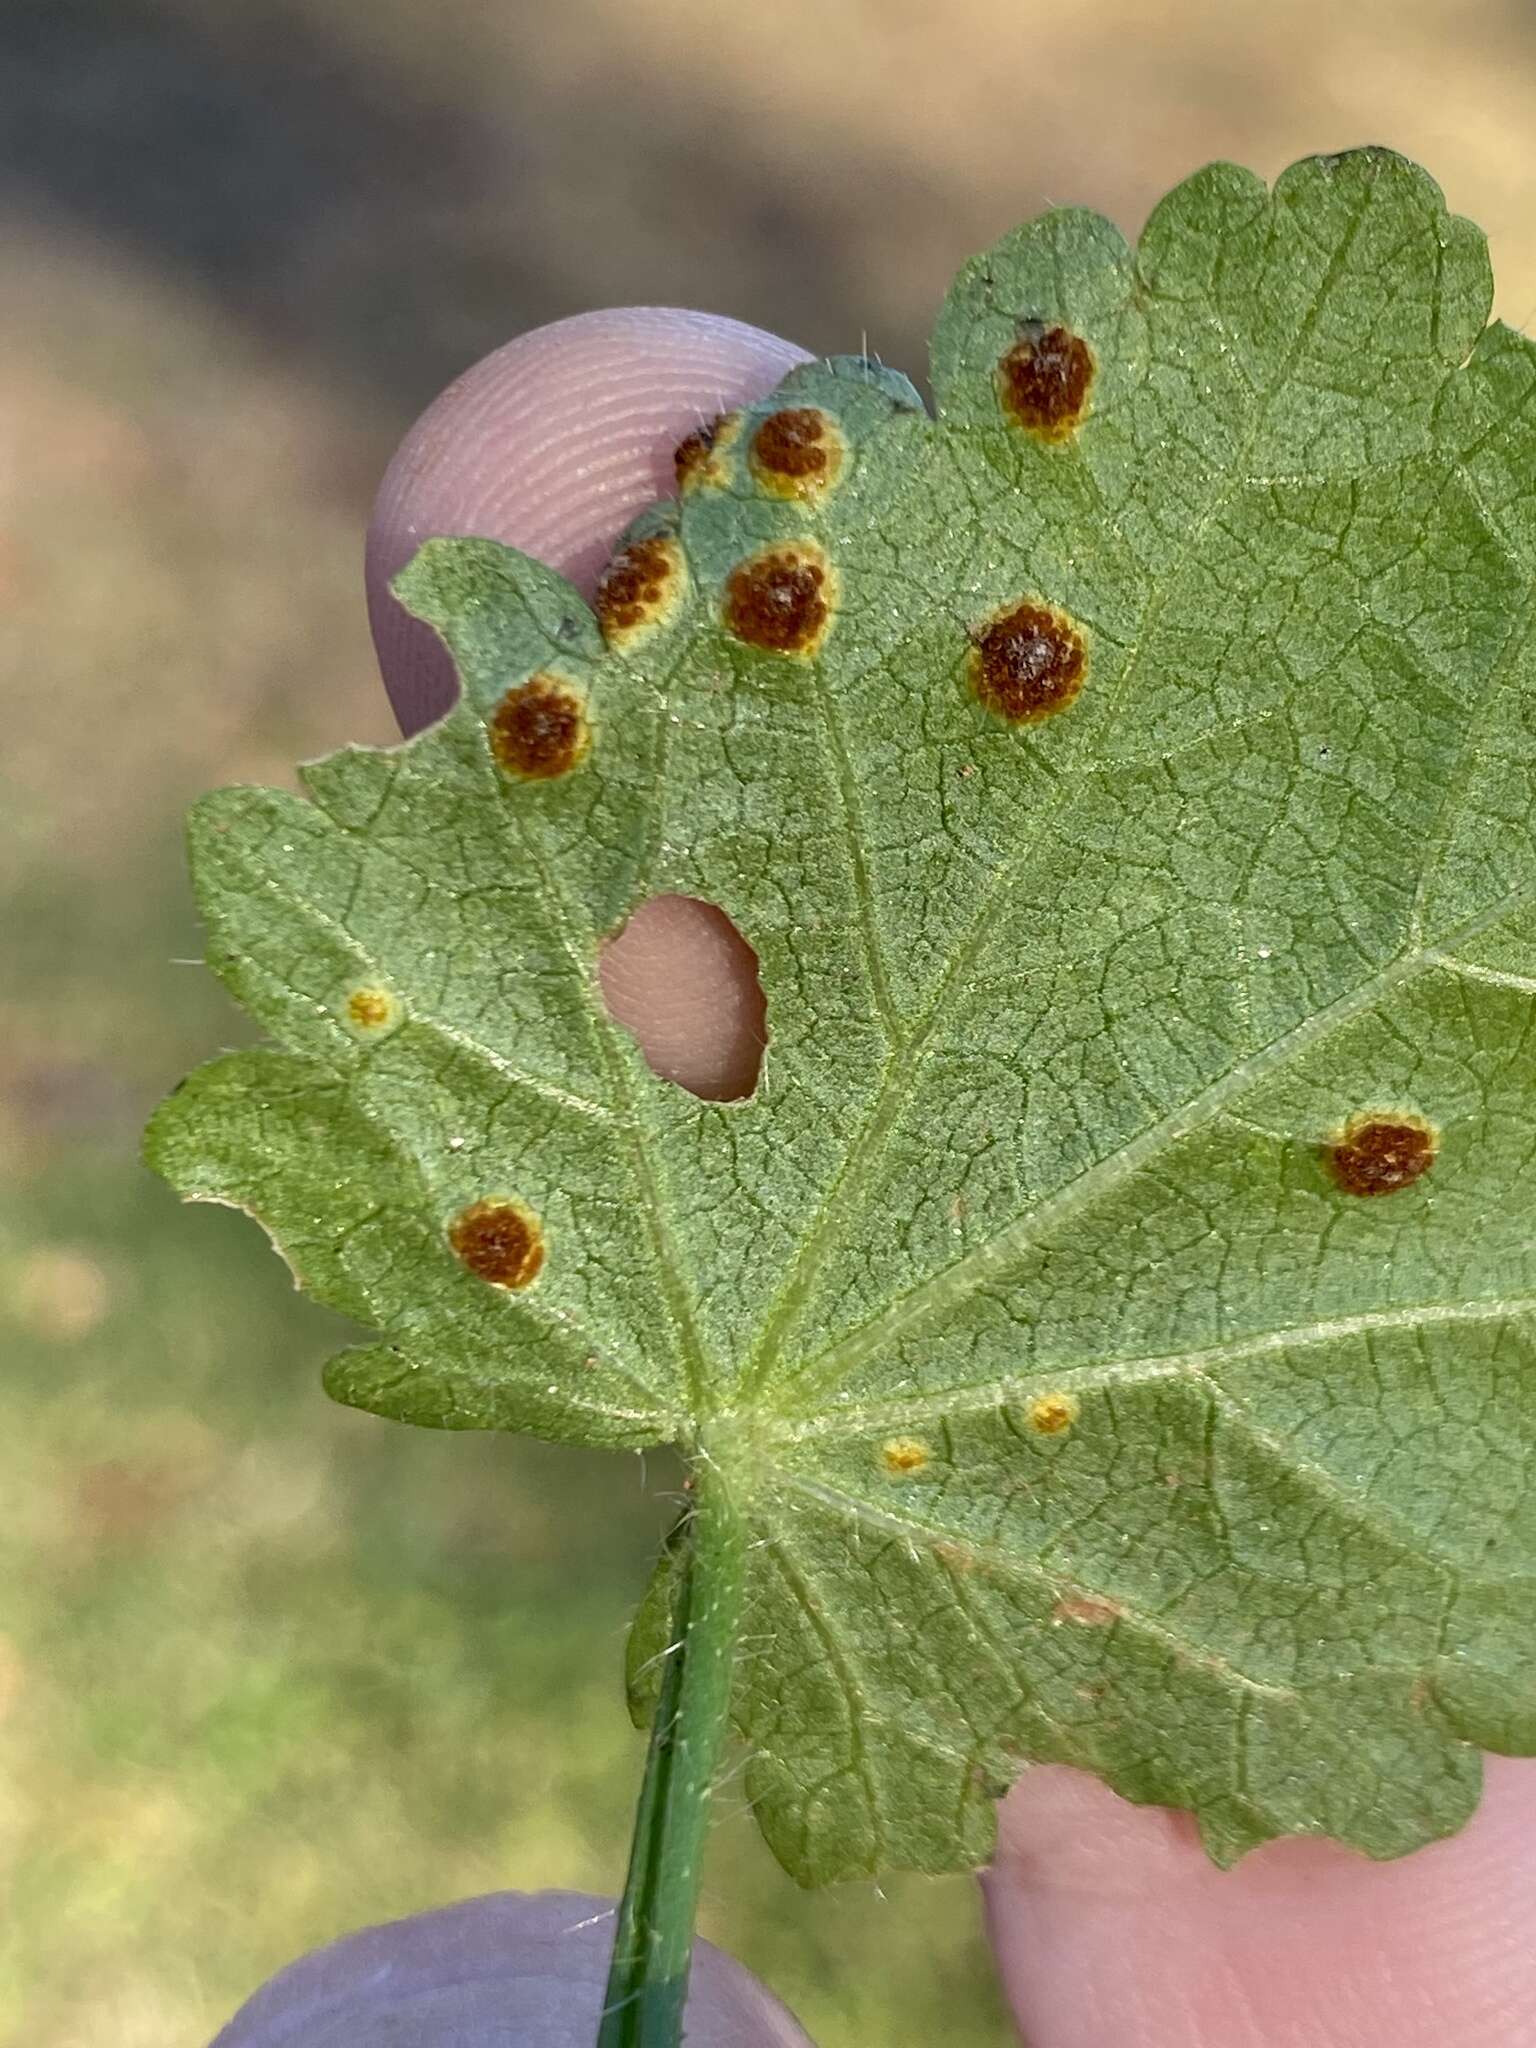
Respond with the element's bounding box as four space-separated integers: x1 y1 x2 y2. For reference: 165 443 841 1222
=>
366 305 801 1102
367 305 809 737
211 1890 813 2046
985 1756 1536 2047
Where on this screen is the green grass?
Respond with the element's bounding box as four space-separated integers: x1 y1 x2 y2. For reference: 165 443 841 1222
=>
3 856 1010 2047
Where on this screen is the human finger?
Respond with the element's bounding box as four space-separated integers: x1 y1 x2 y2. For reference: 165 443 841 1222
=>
984 1755 1536 2046
366 306 809 734
210 1889 813 2046
365 306 802 1097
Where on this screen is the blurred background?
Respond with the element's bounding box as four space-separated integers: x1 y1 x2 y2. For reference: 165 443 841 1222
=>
5 3 1536 2042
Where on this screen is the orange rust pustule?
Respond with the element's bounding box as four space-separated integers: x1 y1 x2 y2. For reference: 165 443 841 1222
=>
1325 1113 1438 1197
345 987 394 1031
750 407 842 496
1026 1392 1079 1437
594 534 683 642
674 418 720 490
348 987 391 1024
969 603 1086 724
488 675 589 780
997 324 1095 440
674 411 739 493
880 1436 931 1477
723 547 831 655
448 1198 545 1289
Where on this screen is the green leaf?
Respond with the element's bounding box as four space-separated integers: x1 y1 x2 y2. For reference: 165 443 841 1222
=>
149 148 1536 1878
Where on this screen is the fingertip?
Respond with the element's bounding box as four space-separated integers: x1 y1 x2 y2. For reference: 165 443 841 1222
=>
984 1758 1536 2047
211 1890 813 2047
599 895 767 1103
366 307 810 733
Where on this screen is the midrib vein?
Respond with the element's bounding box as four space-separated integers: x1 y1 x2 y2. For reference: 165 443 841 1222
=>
771 1292 1536 1438
464 719 717 1419
245 833 617 1121
807 655 901 1043
771 1469 1297 1700
733 762 1073 1402
736 183 1380 1409
778 880 1534 1410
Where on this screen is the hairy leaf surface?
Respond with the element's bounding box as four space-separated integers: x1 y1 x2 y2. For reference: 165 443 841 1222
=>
149 150 1536 1876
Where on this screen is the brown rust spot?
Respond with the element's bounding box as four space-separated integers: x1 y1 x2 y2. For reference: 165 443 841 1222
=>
488 674 590 780
343 984 401 1038
997 323 1095 441
1325 1111 1438 1197
749 407 844 498
881 1436 931 1477
969 602 1086 725
1052 1593 1124 1627
448 1197 545 1289
674 420 718 490
1026 1391 1080 1437
723 544 834 656
674 410 740 493
594 533 686 646
933 1539 977 1574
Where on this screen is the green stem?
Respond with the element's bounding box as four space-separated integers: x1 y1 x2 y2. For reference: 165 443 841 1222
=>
598 1451 746 2048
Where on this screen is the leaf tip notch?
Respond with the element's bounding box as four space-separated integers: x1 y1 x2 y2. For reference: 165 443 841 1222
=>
389 534 605 708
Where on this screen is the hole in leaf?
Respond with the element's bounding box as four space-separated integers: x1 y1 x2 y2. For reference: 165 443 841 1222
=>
449 1197 545 1289
598 895 767 1102
997 322 1095 440
1325 1111 1438 1196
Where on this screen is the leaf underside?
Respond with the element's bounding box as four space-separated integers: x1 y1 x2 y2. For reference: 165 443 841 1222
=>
149 149 1536 1879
